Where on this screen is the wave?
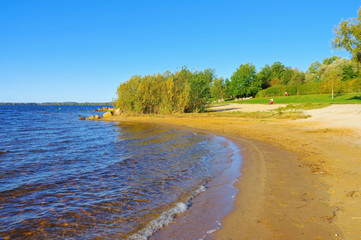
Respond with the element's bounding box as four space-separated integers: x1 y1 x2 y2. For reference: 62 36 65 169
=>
128 185 206 240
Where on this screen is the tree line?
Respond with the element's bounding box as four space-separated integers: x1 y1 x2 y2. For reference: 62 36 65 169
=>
115 56 360 113
115 6 361 113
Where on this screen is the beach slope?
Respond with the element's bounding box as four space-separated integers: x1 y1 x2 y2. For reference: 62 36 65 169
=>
104 104 361 239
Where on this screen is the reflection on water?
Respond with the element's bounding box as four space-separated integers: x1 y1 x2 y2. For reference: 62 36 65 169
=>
0 105 238 239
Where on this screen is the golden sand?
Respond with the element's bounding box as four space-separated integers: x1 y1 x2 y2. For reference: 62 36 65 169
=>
104 107 361 239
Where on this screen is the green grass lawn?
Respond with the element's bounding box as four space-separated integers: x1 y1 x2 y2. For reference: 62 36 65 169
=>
230 92 361 105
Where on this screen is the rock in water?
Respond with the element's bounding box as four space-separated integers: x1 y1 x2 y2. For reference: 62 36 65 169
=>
86 115 95 120
79 117 85 120
94 115 100 120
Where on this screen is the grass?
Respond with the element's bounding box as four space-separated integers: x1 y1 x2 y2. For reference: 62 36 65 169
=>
229 92 361 105
207 110 308 120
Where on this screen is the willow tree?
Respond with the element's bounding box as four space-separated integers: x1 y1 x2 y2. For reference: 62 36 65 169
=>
115 68 214 114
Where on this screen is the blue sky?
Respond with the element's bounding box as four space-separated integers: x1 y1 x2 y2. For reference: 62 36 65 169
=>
0 0 360 102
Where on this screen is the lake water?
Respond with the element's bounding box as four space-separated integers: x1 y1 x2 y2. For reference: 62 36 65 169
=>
0 105 241 239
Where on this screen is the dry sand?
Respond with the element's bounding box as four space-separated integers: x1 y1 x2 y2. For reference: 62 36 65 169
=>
300 104 361 135
209 103 286 112
104 104 361 239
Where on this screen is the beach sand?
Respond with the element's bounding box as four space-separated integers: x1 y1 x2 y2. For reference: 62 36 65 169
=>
104 104 361 239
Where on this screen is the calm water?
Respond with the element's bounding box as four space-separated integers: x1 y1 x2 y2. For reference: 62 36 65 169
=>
0 105 241 239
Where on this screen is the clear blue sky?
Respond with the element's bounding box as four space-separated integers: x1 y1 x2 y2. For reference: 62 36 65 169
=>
0 0 359 102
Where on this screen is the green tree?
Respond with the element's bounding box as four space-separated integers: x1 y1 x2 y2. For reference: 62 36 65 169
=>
332 7 361 64
307 61 321 74
230 63 259 97
270 62 285 80
280 67 294 85
224 78 233 98
291 72 305 85
322 56 341 65
187 69 214 112
211 77 225 100
257 64 272 89
115 67 214 114
342 63 358 81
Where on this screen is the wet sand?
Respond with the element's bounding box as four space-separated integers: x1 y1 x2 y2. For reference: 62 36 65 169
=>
104 104 361 239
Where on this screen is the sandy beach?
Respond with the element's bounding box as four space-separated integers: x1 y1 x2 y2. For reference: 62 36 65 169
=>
104 104 361 239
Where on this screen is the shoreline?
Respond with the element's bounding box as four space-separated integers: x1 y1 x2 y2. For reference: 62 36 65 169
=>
103 110 361 239
148 132 242 240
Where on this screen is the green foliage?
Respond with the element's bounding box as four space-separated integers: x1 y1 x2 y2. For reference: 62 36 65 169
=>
305 73 317 83
187 69 214 112
211 77 225 100
115 67 216 114
332 7 361 64
240 92 361 105
224 78 232 98
270 62 286 80
307 61 321 74
229 63 260 97
261 61 297 87
342 64 358 81
322 56 341 65
257 64 272 88
291 72 305 85
280 67 294 85
257 57 360 98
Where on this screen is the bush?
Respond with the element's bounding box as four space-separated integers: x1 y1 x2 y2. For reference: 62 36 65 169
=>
115 68 214 114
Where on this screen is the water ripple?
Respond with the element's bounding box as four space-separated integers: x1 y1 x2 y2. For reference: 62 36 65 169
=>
0 105 235 239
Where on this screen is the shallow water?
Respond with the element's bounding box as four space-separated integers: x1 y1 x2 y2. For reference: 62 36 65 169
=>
0 105 241 239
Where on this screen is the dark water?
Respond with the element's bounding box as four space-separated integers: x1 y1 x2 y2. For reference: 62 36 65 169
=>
0 105 241 239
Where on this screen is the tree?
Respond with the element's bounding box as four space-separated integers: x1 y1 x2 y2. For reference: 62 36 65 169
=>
307 61 321 74
270 62 285 80
211 77 225 100
115 68 213 114
332 7 361 64
224 78 233 98
342 64 357 81
257 64 272 89
291 72 305 85
230 63 259 97
323 56 341 65
280 67 294 85
187 69 214 112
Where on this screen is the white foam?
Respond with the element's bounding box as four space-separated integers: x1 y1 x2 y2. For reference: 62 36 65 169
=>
128 185 206 240
199 220 223 240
